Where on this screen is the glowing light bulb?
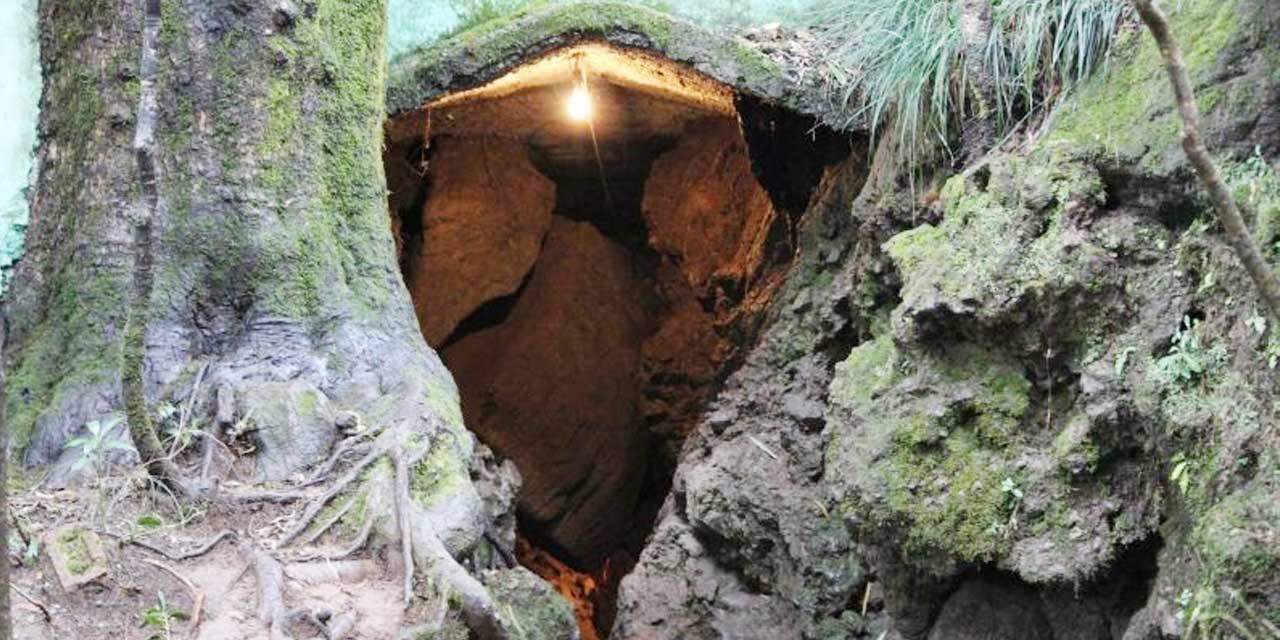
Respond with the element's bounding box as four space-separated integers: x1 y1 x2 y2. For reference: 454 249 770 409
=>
567 84 593 122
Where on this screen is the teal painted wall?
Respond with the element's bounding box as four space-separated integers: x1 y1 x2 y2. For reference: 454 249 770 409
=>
0 0 40 297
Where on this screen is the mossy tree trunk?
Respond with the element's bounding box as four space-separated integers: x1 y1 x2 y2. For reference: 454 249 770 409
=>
3 1 521 637
6 0 420 478
0 317 9 640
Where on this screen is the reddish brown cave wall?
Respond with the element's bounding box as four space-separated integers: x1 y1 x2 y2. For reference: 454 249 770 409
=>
643 119 780 297
444 217 659 566
389 102 815 636
639 119 789 458
406 137 555 345
396 117 793 567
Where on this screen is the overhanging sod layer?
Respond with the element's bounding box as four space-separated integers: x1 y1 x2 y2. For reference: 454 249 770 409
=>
385 0 848 128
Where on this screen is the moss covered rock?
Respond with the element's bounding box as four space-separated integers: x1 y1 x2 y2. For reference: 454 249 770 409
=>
825 145 1191 582
487 568 581 640
824 2 1280 635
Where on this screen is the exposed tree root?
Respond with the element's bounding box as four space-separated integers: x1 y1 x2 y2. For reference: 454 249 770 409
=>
483 532 517 570
254 549 291 640
284 560 378 584
275 440 392 548
393 445 418 610
257 425 513 640
301 422 388 488
327 611 357 640
114 529 236 562
300 496 357 547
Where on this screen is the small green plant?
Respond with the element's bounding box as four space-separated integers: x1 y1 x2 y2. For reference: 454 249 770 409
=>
7 530 39 568
1170 452 1196 496
140 591 188 640
1196 268 1218 295
1114 345 1136 377
1000 477 1024 508
136 514 165 530
1154 316 1206 387
155 401 203 457
125 513 168 541
1246 315 1267 335
1176 587 1196 623
1223 146 1276 207
986 477 1025 538
1265 331 1280 370
64 417 131 474
1176 581 1275 640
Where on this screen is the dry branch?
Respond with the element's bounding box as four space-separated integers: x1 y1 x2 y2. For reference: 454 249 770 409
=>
115 529 236 562
11 585 51 623
1132 0 1280 320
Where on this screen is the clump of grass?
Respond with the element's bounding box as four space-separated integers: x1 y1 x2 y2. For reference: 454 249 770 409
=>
816 0 1128 159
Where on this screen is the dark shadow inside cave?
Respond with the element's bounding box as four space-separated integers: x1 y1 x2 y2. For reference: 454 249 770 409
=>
384 44 850 637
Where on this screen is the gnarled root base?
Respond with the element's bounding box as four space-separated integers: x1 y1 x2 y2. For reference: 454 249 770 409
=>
242 423 512 640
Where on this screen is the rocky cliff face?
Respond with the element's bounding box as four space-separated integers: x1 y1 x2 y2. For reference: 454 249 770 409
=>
614 0 1280 638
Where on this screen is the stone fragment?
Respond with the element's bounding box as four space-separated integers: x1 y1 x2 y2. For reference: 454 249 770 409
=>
46 525 109 591
334 410 361 433
705 408 738 432
782 392 825 430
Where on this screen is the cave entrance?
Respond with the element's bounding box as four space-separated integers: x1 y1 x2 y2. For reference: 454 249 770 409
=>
385 43 844 638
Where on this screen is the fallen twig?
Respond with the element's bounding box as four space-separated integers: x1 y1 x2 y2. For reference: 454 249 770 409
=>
12 584 52 622
103 528 236 561
747 435 779 460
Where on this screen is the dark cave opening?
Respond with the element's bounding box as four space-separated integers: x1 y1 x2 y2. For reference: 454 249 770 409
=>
919 533 1165 639
384 45 850 637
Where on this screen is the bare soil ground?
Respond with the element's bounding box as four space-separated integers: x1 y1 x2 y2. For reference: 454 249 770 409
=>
9 470 410 640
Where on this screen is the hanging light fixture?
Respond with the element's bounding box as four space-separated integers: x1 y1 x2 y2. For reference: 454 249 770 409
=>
567 83 593 122
566 57 593 122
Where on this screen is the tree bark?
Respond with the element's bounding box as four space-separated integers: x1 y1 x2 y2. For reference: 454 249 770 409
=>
1132 0 1280 321
5 0 435 473
3 0 515 635
0 312 11 640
